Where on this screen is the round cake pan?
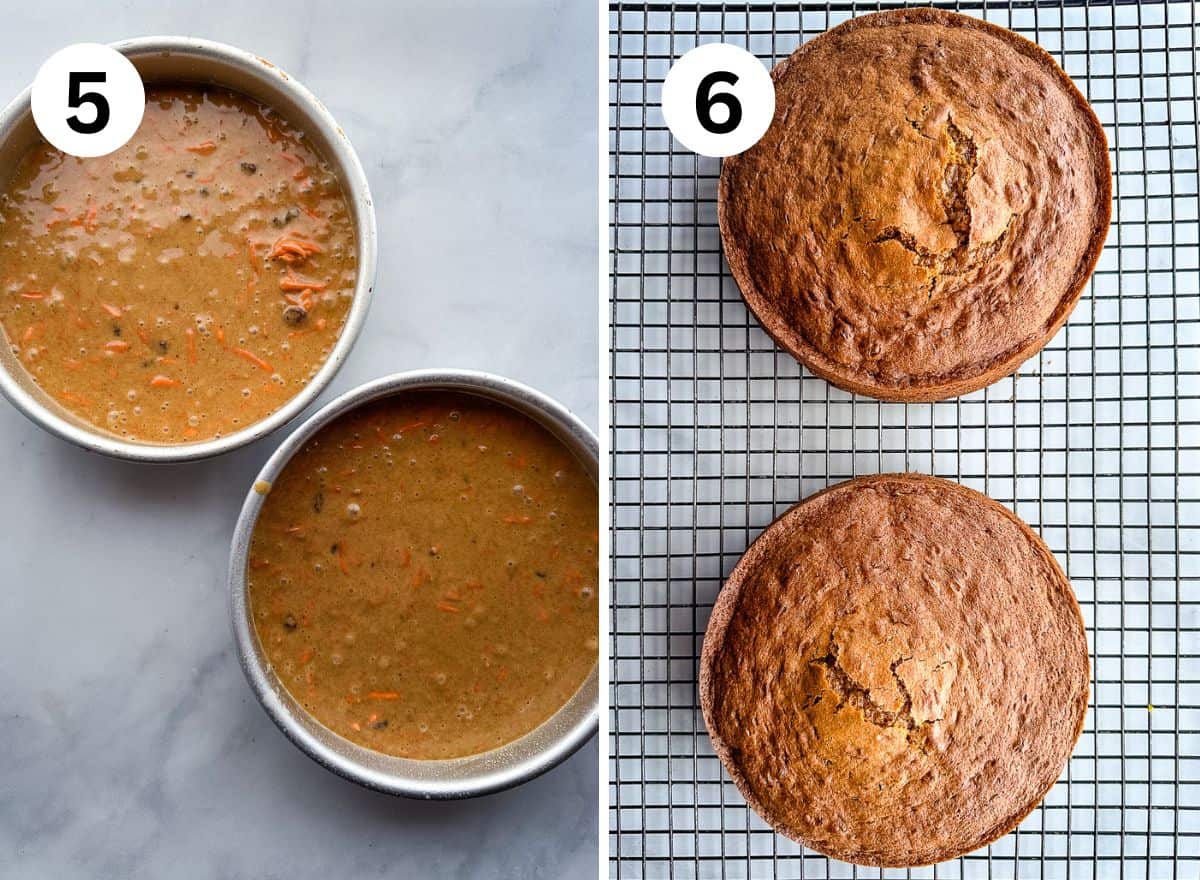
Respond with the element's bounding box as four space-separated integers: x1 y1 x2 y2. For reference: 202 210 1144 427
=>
228 369 599 798
0 36 377 463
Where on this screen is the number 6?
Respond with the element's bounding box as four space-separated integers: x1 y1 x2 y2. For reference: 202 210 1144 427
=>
696 71 742 135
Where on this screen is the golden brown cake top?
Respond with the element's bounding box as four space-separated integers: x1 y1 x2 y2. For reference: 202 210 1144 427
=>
700 474 1090 867
719 9 1110 400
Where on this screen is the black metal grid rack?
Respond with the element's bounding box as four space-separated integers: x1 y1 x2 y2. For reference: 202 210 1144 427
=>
609 1 1199 877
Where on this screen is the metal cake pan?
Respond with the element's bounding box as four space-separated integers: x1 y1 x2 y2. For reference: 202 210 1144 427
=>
0 36 377 462
228 369 599 798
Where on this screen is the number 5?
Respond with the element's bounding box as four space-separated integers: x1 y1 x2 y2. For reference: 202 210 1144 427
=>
66 72 110 135
696 71 742 135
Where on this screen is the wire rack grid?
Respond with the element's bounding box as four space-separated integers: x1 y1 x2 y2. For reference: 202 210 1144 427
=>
609 1 1199 878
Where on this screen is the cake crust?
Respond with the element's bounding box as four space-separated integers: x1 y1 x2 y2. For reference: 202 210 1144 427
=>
718 9 1111 401
700 474 1090 867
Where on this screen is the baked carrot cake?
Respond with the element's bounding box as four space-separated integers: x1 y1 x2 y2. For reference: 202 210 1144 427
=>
701 473 1090 866
719 9 1110 400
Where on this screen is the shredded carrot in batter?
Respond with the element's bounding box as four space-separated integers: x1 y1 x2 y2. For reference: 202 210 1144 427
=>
279 274 327 292
233 347 273 373
269 237 323 263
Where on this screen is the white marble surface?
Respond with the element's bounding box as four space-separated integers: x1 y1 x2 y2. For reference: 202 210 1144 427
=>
0 2 598 877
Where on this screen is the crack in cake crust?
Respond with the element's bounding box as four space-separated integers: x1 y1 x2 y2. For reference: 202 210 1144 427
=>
869 119 1018 308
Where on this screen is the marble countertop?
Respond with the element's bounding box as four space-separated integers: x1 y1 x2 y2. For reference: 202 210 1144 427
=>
0 1 598 877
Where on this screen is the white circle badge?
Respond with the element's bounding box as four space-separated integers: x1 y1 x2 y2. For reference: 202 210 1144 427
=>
660 43 775 158
31 43 145 158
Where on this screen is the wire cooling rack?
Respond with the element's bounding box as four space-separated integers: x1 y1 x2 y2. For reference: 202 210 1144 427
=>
609 1 1199 877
